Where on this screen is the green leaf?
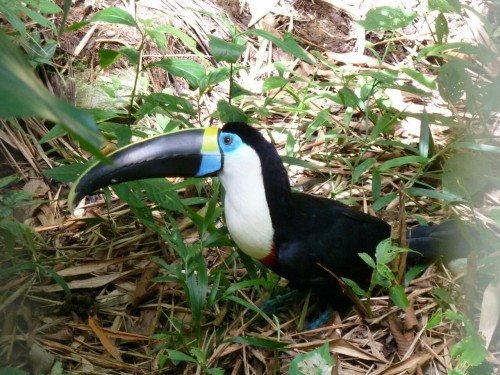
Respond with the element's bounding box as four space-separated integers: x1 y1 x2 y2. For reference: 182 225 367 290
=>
342 277 366 296
442 152 491 197
0 30 104 158
38 124 67 144
435 12 449 43
244 29 315 64
372 193 397 211
262 76 289 92
199 66 231 93
281 155 321 174
389 284 409 308
166 349 197 364
0 175 17 189
400 67 437 90
91 7 138 28
34 0 63 13
98 122 132 148
418 106 434 157
428 0 462 13
289 342 335 375
208 35 246 63
119 46 139 65
216 100 249 124
137 93 196 116
425 310 442 330
98 49 121 68
378 155 428 171
43 163 89 183
154 59 206 89
406 187 465 202
357 7 417 31
353 158 377 183
359 252 376 269
226 336 287 349
155 25 206 60
437 59 470 103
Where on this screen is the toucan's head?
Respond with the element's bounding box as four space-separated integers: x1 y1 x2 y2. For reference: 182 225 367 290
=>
69 122 289 210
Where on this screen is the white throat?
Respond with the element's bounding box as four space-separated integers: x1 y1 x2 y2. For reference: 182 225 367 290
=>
218 144 274 259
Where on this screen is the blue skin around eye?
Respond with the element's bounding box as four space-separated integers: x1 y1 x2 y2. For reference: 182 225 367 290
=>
219 132 242 153
195 132 243 177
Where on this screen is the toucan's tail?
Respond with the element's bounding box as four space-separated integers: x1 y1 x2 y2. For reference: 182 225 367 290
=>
406 221 479 263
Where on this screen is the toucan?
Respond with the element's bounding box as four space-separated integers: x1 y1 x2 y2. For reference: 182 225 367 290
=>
69 122 473 311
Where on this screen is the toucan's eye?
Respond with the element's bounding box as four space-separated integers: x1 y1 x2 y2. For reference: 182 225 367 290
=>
223 135 233 145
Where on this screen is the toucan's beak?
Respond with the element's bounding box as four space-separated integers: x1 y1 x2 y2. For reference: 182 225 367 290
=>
69 127 222 208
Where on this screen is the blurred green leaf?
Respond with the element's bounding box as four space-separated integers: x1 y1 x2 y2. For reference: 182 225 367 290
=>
226 336 287 349
442 152 491 197
357 7 417 31
216 100 249 123
435 12 449 43
437 59 470 103
119 46 140 65
400 67 437 90
91 7 138 28
389 284 409 308
428 0 462 13
0 30 104 158
245 29 315 64
154 59 206 89
98 49 121 68
378 155 428 171
208 35 246 63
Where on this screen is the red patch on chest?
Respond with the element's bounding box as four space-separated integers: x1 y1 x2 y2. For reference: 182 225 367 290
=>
259 243 278 270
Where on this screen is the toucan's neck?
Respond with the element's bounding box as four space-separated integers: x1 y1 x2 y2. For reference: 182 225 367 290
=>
218 123 292 260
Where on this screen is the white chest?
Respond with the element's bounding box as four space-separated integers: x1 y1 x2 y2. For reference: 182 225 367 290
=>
218 145 274 259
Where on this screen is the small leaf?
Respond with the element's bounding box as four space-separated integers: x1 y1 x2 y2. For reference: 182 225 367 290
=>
43 163 89 183
353 158 377 183
357 7 417 31
208 35 246 63
389 284 409 308
98 49 121 68
442 152 491 197
428 0 462 13
154 59 205 89
435 12 449 43
226 336 287 349
378 155 428 171
262 76 289 92
281 155 321 174
437 59 470 103
119 46 139 65
359 252 376 269
216 100 248 124
342 277 366 296
244 29 315 64
426 310 442 330
400 67 437 90
167 349 196 364
419 106 434 157
91 7 138 28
